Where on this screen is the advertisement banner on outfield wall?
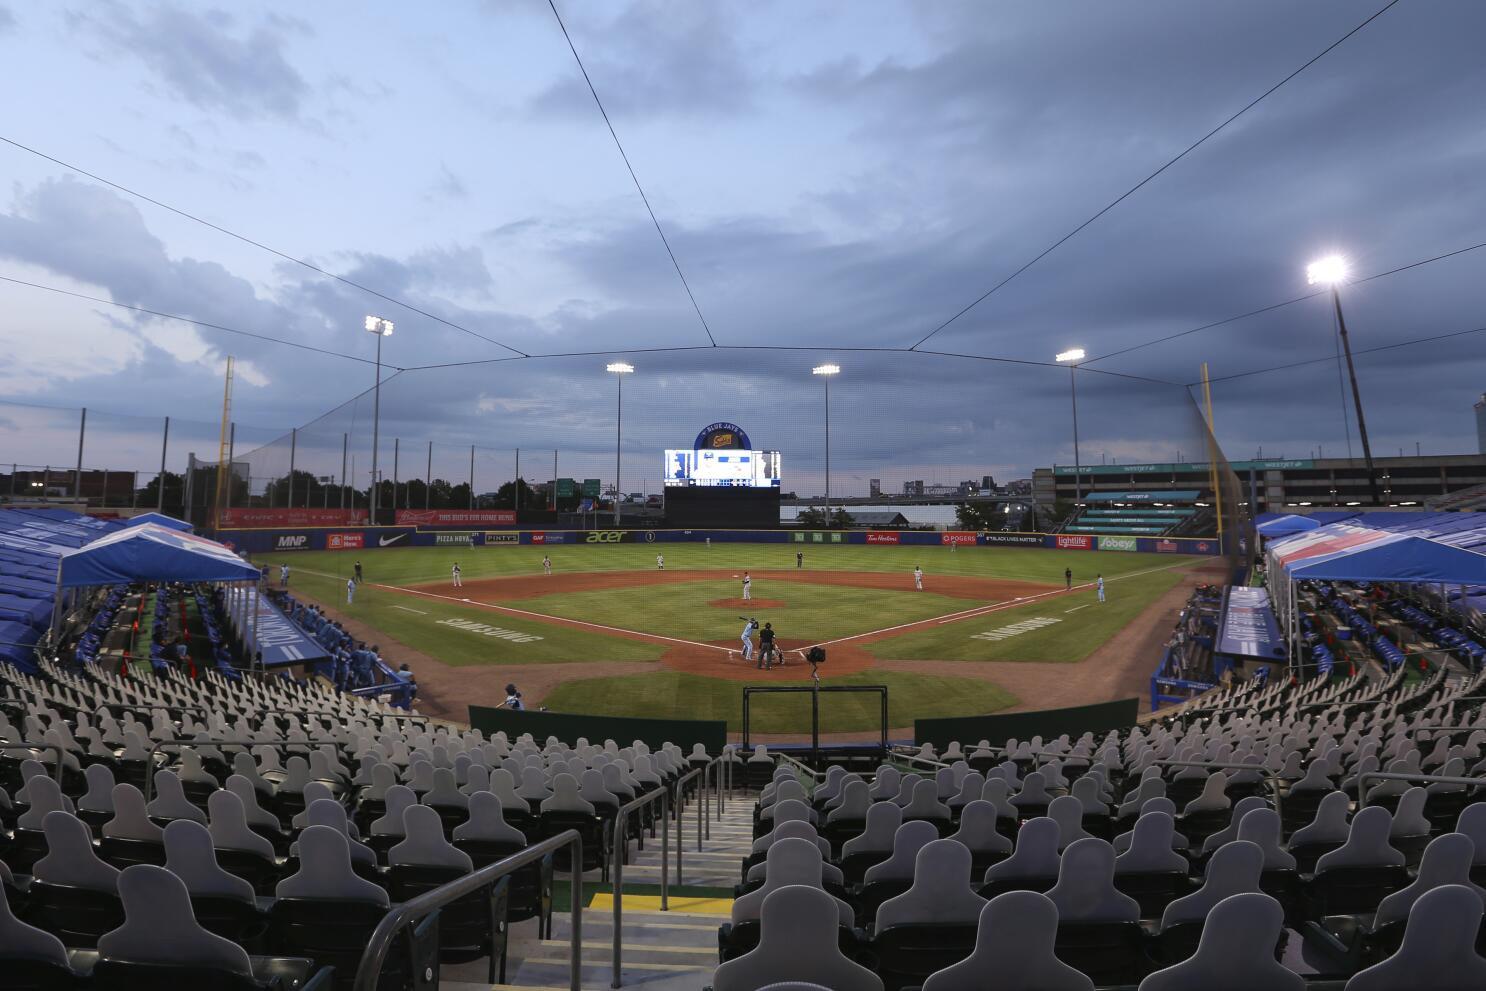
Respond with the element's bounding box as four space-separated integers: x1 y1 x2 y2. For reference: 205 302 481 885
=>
1098 536 1138 552
866 531 901 545
582 530 631 544
434 532 473 546
272 533 310 551
483 532 519 545
326 532 364 550
528 531 567 544
395 509 516 526
1056 534 1093 550
983 532 1045 546
941 531 977 546
221 508 367 528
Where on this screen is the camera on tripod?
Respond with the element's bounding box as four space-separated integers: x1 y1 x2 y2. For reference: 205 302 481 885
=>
806 646 825 683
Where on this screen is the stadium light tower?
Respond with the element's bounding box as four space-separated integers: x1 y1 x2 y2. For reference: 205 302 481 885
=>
365 316 394 523
1307 255 1381 506
1055 348 1085 502
812 364 840 521
607 362 634 524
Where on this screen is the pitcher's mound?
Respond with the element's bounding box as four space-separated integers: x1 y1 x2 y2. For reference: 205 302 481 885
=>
708 597 786 610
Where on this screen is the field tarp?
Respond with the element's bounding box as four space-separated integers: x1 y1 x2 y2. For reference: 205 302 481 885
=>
125 512 194 532
914 697 1139 751
1272 523 1486 584
468 704 728 755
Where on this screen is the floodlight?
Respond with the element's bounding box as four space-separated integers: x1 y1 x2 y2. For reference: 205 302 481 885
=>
812 364 840 376
1055 348 1085 363
606 362 634 374
364 315 394 336
1306 255 1348 286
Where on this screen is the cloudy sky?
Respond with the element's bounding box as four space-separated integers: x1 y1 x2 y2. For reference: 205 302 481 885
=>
1 1 1483 495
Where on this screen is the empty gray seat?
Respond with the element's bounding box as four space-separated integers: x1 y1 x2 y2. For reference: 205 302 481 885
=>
842 801 902 858
714 885 882 991
1316 805 1406 873
921 891 1094 991
1046 838 1139 923
876 839 986 930
1115 811 1188 875
34 810 121 891
1374 833 1486 928
0 875 70 968
864 820 940 884
1160 841 1264 929
147 770 207 824
986 816 1062 885
731 839 852 928
1140 892 1302 991
1345 885 1486 991
390 805 474 870
454 792 526 845
97 864 254 975
276 826 389 907
162 820 256 904
206 790 275 859
1234 808 1296 871
949 800 1012 856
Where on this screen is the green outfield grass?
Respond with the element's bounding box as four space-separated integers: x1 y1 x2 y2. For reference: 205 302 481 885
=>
863 567 1185 662
542 669 1019 733
280 568 661 666
256 541 1190 588
510 579 969 643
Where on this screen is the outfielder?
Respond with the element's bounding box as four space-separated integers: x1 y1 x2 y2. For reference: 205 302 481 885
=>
656 553 665 571
452 562 463 588
542 555 552 576
1097 574 1105 603
913 565 923 590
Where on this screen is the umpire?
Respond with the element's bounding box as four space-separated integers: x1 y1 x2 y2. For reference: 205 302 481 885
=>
758 622 777 670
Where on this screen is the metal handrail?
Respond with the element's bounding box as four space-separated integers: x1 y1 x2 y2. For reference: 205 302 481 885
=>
143 737 343 802
775 751 825 782
888 748 950 771
673 766 703 877
611 783 671 989
1357 770 1486 805
351 828 583 991
0 741 67 783
1152 758 1283 822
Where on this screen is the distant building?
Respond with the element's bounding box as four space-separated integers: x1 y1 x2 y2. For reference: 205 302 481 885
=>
869 478 882 498
982 474 996 491
1476 394 1486 454
903 479 925 497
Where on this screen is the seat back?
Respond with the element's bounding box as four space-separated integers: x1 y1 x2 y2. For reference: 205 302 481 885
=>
876 839 986 930
97 864 254 976
864 820 939 884
1375 833 1484 928
713 886 882 991
986 816 1061 884
162 820 255 903
1345 885 1486 991
1160 840 1263 929
390 804 474 870
1046 838 1138 923
35 810 121 892
920 891 1093 991
454 791 526 845
1140 892 1303 991
276 826 389 906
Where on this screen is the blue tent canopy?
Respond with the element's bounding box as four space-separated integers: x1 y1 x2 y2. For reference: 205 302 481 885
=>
125 512 194 533
58 524 261 588
1273 523 1486 584
1256 514 1321 538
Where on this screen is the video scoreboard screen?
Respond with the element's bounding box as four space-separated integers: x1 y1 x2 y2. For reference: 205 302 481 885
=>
664 449 781 488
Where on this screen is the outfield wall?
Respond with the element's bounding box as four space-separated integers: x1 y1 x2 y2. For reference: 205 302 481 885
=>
220 525 1222 556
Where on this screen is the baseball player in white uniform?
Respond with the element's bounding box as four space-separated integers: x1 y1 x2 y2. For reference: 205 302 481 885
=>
742 572 751 601
1097 574 1105 603
656 554 665 571
542 555 552 575
452 562 462 588
739 617 757 661
913 566 923 590
346 578 355 605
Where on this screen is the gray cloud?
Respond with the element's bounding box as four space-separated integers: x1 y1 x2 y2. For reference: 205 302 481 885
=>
71 1 308 119
0 6 15 33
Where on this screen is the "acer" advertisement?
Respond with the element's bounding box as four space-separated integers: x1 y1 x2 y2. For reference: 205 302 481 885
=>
1055 534 1093 550
221 508 368 528
395 509 516 526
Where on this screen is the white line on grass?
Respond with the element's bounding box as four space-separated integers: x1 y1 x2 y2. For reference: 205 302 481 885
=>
391 605 428 615
1064 604 1090 614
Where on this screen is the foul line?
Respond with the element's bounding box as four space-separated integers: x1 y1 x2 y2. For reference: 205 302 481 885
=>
391 605 428 615
805 556 1199 650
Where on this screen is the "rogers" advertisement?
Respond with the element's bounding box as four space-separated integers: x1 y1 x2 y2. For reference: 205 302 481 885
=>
940 531 978 546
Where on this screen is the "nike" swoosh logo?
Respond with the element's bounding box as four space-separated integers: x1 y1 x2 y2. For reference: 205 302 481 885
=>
378 533 407 546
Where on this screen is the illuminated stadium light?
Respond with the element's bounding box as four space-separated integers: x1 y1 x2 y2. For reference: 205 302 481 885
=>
364 315 394 335
811 363 840 376
1054 348 1085 363
1306 255 1349 286
607 363 634 522
812 364 840 515
1056 348 1085 499
364 315 394 523
606 362 634 374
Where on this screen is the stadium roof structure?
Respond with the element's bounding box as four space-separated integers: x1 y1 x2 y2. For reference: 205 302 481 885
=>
845 511 911 527
1270 522 1486 585
58 523 261 588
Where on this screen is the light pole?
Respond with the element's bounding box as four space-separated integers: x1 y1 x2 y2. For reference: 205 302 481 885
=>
1055 349 1085 503
364 316 394 524
1307 255 1381 506
812 364 840 523
606 362 633 525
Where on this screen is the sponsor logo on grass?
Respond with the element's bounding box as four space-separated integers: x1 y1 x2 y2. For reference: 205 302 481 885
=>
941 531 977 546
435 533 472 546
326 532 364 550
1056 534 1093 550
983 533 1043 546
866 531 900 545
971 616 1062 641
483 532 519 545
274 534 308 551
435 618 544 643
377 530 410 547
585 531 626 543
1098 536 1138 552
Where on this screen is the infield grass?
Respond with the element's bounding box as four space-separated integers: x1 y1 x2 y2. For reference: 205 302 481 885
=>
863 567 1185 662
542 669 1019 733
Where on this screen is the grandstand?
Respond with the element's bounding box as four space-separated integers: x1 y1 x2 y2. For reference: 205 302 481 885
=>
1058 492 1215 539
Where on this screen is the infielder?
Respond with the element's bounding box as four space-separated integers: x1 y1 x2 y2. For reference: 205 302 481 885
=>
739 616 757 661
542 555 552 576
1097 574 1105 603
452 562 463 588
913 565 923 590
656 553 665 571
346 578 355 605
742 571 752 601
279 564 289 588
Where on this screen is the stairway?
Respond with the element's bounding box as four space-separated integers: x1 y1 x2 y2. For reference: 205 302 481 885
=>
444 787 758 990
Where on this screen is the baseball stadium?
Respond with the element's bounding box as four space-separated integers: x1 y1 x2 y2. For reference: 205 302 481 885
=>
4 4 1486 991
